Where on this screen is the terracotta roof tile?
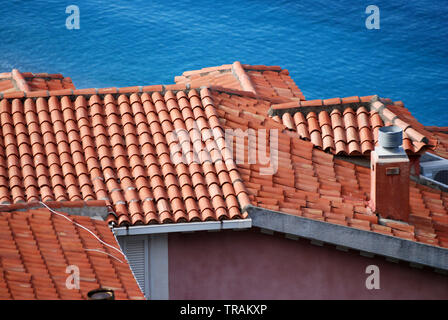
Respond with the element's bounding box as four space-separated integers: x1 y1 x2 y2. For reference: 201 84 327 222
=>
175 62 305 101
0 206 144 300
270 96 436 155
424 126 448 158
209 89 448 248
0 87 248 226
0 69 75 95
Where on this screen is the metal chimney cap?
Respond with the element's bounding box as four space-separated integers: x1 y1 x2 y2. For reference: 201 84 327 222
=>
87 287 115 300
378 125 403 148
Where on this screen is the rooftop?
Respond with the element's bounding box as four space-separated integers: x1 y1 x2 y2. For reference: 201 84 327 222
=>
0 69 75 94
0 202 144 300
0 62 447 299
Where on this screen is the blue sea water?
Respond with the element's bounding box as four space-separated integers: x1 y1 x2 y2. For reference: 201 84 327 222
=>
1 0 447 125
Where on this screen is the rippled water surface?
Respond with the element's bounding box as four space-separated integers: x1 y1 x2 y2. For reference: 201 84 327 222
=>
1 0 447 125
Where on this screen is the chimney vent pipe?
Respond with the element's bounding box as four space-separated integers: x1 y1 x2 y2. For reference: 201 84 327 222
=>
378 125 402 149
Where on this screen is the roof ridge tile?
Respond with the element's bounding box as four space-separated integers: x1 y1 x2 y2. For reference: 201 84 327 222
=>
231 61 257 95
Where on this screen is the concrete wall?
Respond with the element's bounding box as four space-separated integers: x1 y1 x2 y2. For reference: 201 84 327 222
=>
168 229 448 299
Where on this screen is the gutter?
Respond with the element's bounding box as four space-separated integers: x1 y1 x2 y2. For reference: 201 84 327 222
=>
112 218 252 236
245 204 448 271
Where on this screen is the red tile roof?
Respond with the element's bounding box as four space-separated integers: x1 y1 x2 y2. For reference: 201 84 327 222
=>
269 96 437 155
175 64 242 91
2 60 444 301
0 88 249 226
0 69 75 94
244 64 305 100
209 88 448 248
175 61 305 101
0 60 446 250
0 204 144 300
425 126 448 158
0 76 15 94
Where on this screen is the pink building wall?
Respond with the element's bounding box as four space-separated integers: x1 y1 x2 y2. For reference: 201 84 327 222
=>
168 229 448 299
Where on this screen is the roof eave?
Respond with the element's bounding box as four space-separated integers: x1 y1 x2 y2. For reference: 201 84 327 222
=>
112 218 252 236
245 204 448 271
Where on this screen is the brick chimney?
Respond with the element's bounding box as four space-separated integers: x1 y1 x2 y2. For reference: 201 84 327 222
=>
370 126 410 221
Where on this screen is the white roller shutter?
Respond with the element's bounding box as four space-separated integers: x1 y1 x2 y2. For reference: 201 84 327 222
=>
118 236 149 298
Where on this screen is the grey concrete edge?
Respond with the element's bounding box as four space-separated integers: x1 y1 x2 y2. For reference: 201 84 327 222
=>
55 205 109 220
12 204 109 221
112 218 252 236
245 204 448 271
